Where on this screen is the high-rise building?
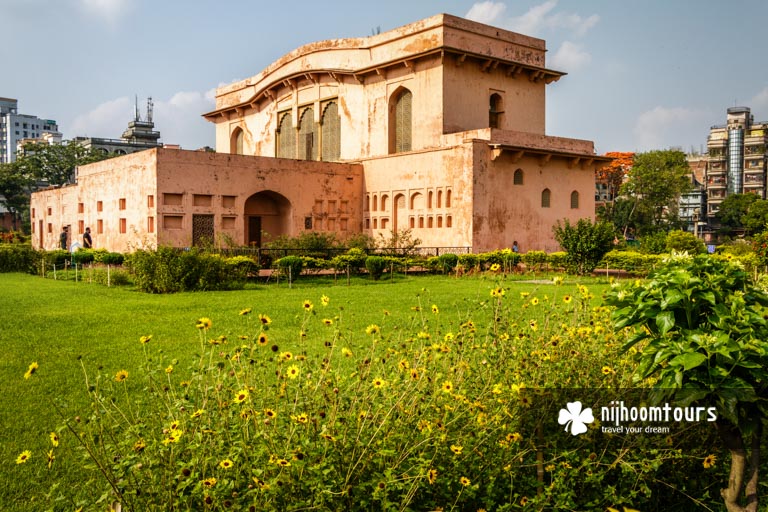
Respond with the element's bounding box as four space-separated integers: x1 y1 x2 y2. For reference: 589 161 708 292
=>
0 97 61 163
706 107 768 221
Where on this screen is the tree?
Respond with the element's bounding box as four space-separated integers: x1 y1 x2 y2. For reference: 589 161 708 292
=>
716 193 758 235
742 199 768 235
665 230 706 254
552 218 616 275
0 162 35 231
596 151 634 203
16 141 108 187
620 150 692 235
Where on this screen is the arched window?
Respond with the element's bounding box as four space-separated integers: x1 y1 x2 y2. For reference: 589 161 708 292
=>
570 191 579 209
541 189 551 208
410 192 423 209
365 194 370 212
428 190 433 209
489 93 504 129
321 102 340 161
230 127 244 155
389 88 412 153
373 194 378 212
437 190 443 208
276 112 295 158
513 169 524 185
446 189 452 208
381 194 389 212
297 107 316 161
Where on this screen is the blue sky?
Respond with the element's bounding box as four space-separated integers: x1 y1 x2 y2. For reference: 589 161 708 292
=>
4 0 768 154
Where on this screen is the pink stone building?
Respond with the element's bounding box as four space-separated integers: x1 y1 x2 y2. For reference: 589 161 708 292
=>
31 14 608 253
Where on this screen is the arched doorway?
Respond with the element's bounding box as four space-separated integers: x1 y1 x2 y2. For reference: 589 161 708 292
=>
244 191 291 247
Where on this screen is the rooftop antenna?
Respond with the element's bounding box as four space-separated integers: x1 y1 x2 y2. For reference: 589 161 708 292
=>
147 97 154 123
134 95 141 122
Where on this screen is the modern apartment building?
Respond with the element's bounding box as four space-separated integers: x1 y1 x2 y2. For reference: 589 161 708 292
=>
0 97 61 163
706 107 768 220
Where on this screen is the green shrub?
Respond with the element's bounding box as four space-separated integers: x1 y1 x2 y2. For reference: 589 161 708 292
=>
224 255 259 281
665 230 706 254
436 253 459 273
457 253 479 272
71 248 95 264
275 255 304 282
89 267 132 286
552 219 615 275
547 251 567 269
600 250 662 275
0 244 42 273
330 248 368 274
364 255 387 280
44 249 71 267
521 250 548 271
638 231 668 254
301 256 330 274
98 252 125 265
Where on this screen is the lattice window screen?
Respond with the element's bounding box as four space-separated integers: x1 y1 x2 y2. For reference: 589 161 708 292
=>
395 90 412 153
192 214 215 247
321 102 340 161
298 108 317 160
277 113 296 158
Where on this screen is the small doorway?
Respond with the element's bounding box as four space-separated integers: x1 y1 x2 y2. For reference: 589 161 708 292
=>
38 220 43 249
247 216 262 247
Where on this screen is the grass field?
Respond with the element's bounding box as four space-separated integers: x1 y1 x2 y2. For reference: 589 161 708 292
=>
2 271 614 510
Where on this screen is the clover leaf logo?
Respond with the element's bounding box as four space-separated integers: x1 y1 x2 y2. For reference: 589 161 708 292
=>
558 401 594 436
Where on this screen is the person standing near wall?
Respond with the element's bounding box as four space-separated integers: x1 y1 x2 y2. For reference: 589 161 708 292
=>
59 227 68 250
83 227 92 249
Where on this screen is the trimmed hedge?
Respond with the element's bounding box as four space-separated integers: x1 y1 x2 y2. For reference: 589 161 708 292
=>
0 244 42 274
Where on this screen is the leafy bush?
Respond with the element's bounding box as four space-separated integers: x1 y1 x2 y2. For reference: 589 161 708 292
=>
266 231 338 257
546 251 567 270
274 255 304 282
600 250 661 275
330 248 368 274
521 250 547 271
0 244 41 273
480 249 520 272
364 255 387 280
607 253 768 511
125 247 246 293
98 252 125 265
457 253 480 272
224 255 259 280
553 219 616 274
436 253 459 273
71 249 95 265
664 230 706 254
44 249 71 267
638 231 668 254
89 267 132 286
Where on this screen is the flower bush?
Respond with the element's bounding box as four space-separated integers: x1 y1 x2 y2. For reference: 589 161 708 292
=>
19 278 732 510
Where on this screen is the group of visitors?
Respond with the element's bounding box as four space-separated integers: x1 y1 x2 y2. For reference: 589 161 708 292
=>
59 226 92 251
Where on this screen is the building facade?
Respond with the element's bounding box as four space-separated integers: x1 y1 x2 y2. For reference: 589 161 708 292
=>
0 97 61 164
31 14 608 253
706 107 768 221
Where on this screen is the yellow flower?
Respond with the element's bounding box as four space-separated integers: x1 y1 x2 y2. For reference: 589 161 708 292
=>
286 365 300 379
322 318 333 326
293 412 309 424
563 294 573 304
257 333 268 346
459 476 471 486
528 319 538 331
442 381 453 393
444 333 454 342
450 444 463 455
264 408 277 419
372 377 387 389
219 459 234 469
341 347 353 357
552 276 564 285
49 432 59 447
23 361 38 380
490 287 505 297
165 365 174 374
139 335 152 344
520 292 530 299
431 304 439 314
115 370 129 382
507 432 522 443
703 454 716 469
239 308 252 316
366 324 381 335
530 297 539 306
191 409 205 419
489 263 501 272
258 314 272 326
15 450 31 464
46 449 55 469
196 317 212 330
398 359 410 371
133 439 146 452
280 351 293 361
302 300 314 312
602 366 615 375
202 477 217 488
233 388 249 404
427 468 438 484
321 295 330 306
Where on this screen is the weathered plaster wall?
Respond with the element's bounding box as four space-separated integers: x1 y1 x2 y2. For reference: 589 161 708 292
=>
360 143 474 248
470 141 597 253
31 151 159 252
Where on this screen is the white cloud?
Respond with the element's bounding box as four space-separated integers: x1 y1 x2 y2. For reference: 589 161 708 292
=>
79 0 131 24
69 89 216 149
633 106 709 151
464 1 599 39
549 41 591 72
465 1 507 25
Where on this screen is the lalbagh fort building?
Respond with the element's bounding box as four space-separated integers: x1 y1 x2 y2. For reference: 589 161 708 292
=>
31 14 608 254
